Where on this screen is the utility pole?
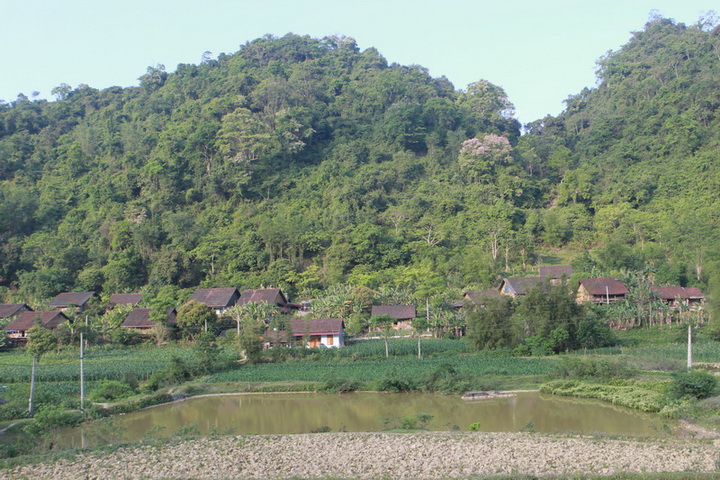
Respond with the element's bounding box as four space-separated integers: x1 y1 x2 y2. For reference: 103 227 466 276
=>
687 324 693 369
80 332 85 411
28 356 36 415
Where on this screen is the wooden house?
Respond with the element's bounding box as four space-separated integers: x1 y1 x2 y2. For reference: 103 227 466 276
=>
48 291 95 313
651 286 705 309
370 305 416 330
539 265 573 285
238 288 296 314
576 278 629 304
455 290 502 308
266 318 345 348
499 277 545 298
0 304 32 322
108 293 143 307
4 311 70 346
121 308 177 332
190 288 240 316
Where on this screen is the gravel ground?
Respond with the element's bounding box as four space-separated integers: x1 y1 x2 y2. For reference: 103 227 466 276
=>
1 432 718 479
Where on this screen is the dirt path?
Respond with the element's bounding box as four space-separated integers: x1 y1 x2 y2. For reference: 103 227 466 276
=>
1 432 718 479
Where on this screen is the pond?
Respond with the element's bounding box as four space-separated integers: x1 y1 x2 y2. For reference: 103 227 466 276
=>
57 392 675 448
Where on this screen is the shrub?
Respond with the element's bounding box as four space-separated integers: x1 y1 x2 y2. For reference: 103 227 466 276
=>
320 378 360 393
23 405 84 435
110 328 144 346
88 380 135 403
668 369 717 400
377 371 418 392
553 357 635 380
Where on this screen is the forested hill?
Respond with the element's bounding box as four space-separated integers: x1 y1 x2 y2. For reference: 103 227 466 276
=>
1 18 720 307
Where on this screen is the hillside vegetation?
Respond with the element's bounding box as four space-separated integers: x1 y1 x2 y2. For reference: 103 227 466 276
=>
1 17 720 310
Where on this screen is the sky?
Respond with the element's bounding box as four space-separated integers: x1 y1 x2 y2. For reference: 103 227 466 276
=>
0 0 716 125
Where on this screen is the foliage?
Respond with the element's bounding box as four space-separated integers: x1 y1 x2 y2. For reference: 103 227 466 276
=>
23 405 84 435
540 379 668 412
87 380 135 403
552 357 635 380
175 301 217 339
668 369 717 399
467 297 515 350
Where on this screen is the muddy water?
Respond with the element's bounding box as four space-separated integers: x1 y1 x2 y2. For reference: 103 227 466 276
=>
57 392 675 448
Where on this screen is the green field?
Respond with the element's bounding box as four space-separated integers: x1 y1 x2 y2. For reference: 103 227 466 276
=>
207 355 556 384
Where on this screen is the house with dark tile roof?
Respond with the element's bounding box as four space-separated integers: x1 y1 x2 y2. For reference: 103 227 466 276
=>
265 318 345 348
539 265 573 285
370 305 416 330
190 288 240 315
5 311 70 346
652 286 705 309
576 278 629 304
499 277 546 298
238 288 295 314
0 304 32 321
108 293 143 307
121 308 177 332
48 292 95 313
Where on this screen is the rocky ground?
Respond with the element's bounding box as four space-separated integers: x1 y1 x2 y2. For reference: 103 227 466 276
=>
1 432 719 479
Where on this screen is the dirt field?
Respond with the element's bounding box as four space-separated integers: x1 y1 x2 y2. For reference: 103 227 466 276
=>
1 432 718 479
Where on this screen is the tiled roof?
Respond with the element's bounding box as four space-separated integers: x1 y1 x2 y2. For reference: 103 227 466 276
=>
371 305 416 320
191 288 239 308
121 308 176 328
0 304 31 318
5 311 68 332
48 292 95 308
464 290 502 304
579 278 630 296
539 265 573 279
289 318 344 336
652 286 705 301
502 277 545 295
238 288 287 306
109 293 143 306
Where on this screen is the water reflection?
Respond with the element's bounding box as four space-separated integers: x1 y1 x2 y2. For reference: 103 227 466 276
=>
56 392 674 448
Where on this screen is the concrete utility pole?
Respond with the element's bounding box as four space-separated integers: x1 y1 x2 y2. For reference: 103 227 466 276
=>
80 332 85 411
687 324 693 369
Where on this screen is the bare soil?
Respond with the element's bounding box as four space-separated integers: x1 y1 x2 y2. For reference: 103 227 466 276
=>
1 432 718 479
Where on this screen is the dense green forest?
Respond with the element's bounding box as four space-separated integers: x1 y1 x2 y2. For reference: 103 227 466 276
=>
1 17 720 312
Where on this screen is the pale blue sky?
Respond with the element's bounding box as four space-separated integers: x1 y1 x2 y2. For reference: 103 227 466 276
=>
0 0 715 125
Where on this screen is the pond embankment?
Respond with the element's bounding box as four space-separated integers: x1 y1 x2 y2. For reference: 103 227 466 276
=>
2 432 717 479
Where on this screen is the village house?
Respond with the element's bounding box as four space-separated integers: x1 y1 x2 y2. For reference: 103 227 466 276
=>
108 293 143 307
539 265 573 285
121 308 177 333
266 318 345 348
4 311 70 346
371 305 417 330
238 288 297 314
576 278 630 304
190 288 240 316
0 304 32 322
455 290 502 308
651 286 705 309
499 277 546 298
48 291 95 313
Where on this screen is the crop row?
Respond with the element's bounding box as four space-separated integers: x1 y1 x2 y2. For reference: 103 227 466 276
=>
0 346 202 383
208 356 557 384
